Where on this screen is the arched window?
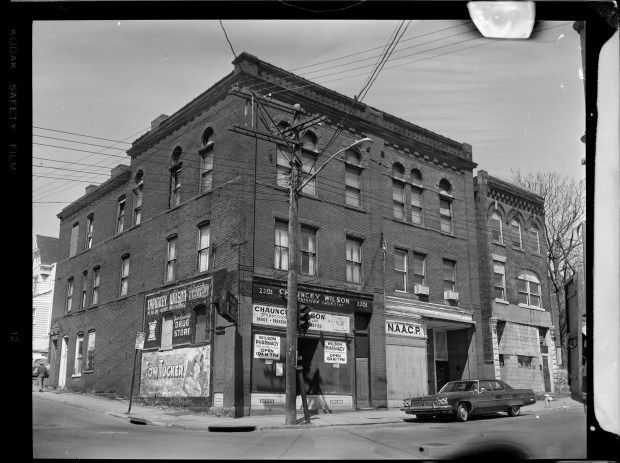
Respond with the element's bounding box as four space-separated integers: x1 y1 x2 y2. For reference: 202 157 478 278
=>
200 128 214 193
410 170 423 225
517 270 542 308
300 131 318 196
85 214 94 250
530 226 540 253
161 313 174 350
345 150 362 208
133 171 144 226
392 163 405 220
300 131 317 151
193 305 208 344
169 147 182 208
276 122 292 189
411 169 422 186
490 211 503 243
511 218 522 249
438 180 453 234
116 196 126 234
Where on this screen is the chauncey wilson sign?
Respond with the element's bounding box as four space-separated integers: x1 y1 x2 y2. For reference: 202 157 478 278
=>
140 345 211 398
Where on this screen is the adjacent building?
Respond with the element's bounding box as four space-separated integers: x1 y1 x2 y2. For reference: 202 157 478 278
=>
46 52 557 415
33 235 59 359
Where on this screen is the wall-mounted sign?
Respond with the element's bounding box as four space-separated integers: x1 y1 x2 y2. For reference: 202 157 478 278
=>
385 320 425 338
324 340 347 364
253 305 351 334
140 345 211 398
135 332 146 350
254 334 281 360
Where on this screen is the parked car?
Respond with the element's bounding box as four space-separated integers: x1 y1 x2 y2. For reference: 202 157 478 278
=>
401 379 536 422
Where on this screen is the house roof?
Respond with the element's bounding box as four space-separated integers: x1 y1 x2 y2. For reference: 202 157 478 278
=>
34 235 59 264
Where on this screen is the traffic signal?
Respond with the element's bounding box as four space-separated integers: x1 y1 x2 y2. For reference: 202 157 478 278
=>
298 305 311 335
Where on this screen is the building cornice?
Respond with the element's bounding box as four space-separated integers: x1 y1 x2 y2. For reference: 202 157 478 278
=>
385 295 475 324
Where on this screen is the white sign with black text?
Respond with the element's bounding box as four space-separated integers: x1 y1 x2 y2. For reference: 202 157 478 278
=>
385 320 425 337
254 334 281 360
324 340 347 364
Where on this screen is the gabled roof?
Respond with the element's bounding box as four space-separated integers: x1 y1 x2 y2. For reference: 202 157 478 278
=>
34 235 59 264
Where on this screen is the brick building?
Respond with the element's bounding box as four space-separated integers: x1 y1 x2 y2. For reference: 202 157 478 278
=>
474 170 558 392
33 235 59 359
47 52 554 415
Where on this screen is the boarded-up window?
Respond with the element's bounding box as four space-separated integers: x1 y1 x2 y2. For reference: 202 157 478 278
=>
69 222 79 257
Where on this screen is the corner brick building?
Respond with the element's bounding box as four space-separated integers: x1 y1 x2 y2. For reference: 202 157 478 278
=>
47 52 555 416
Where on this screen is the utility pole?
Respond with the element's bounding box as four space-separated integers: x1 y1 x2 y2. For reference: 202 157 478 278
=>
229 87 372 425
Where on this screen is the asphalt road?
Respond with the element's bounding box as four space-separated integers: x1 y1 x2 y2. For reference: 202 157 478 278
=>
32 395 586 459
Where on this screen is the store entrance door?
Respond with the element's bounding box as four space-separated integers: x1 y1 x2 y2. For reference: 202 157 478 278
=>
58 336 68 388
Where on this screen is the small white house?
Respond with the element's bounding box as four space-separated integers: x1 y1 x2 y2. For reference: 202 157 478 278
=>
33 234 59 359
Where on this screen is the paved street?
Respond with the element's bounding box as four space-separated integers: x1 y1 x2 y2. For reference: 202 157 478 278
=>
33 391 586 459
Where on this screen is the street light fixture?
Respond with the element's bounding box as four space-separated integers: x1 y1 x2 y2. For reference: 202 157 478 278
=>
284 136 373 425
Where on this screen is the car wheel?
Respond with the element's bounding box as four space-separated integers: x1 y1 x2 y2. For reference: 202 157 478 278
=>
456 403 469 422
507 405 521 417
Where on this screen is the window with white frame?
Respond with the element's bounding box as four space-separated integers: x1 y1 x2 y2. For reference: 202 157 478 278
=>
346 237 362 284
392 164 405 220
85 214 94 250
81 271 88 309
66 278 74 313
116 196 126 235
120 254 130 297
511 218 522 249
73 332 84 376
169 147 182 208
345 150 362 208
85 330 96 372
274 221 289 271
493 260 506 300
165 235 177 282
411 170 424 225
530 226 540 253
517 270 542 308
490 211 503 243
394 249 407 292
69 222 79 257
442 259 457 292
413 252 426 287
91 267 100 306
300 151 317 196
133 171 143 226
161 313 174 350
300 226 317 275
197 224 210 272
200 128 214 193
439 180 453 234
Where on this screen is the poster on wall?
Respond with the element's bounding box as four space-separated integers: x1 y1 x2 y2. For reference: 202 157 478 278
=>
324 340 347 364
252 305 351 334
254 334 281 360
140 345 211 398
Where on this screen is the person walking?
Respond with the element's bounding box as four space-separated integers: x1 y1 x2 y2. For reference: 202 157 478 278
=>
36 362 47 392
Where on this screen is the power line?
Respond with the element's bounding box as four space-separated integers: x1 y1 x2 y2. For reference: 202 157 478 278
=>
219 20 237 59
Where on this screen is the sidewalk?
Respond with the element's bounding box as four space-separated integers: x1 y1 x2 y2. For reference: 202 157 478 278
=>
32 386 582 432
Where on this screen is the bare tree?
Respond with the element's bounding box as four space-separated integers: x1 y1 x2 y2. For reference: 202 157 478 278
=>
511 170 586 367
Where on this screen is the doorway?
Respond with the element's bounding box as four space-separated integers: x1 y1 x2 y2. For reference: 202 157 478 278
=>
542 354 551 392
58 336 68 388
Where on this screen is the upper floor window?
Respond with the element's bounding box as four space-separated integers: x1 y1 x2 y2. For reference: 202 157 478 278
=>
394 249 407 292
85 330 96 372
91 266 100 306
412 252 426 287
73 332 84 376
69 222 79 257
511 218 522 249
493 260 506 301
300 226 317 276
133 171 143 226
85 214 94 250
169 147 182 208
120 254 130 297
80 271 88 309
442 259 457 292
490 211 503 243
346 237 363 284
32 276 38 296
300 151 317 196
411 169 422 186
517 270 542 308
197 224 210 272
392 164 406 220
276 122 292 189
530 226 541 254
165 235 177 283
274 221 289 271
411 185 423 225
161 313 174 350
66 278 74 313
200 128 214 193
439 180 453 234
300 131 317 151
116 196 126 235
344 150 362 208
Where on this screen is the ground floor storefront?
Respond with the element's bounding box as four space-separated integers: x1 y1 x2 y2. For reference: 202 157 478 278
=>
384 296 478 408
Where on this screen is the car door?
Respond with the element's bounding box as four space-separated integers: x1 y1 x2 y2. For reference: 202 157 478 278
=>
476 380 496 413
488 380 510 410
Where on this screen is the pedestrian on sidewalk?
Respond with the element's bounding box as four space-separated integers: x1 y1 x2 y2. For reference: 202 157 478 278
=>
35 362 47 392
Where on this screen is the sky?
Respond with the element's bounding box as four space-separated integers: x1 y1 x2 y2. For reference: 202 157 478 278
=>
32 18 586 239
